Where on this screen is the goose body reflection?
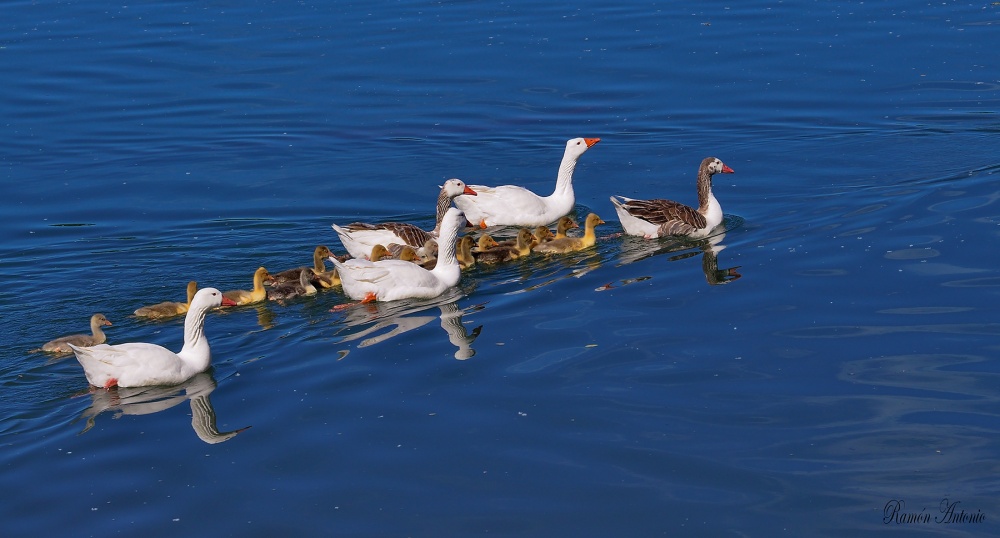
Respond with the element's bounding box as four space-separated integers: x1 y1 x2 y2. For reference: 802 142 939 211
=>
334 290 483 360
615 230 742 286
77 372 250 444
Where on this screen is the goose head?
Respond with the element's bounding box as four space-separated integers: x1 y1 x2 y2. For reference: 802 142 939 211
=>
702 157 735 175
442 178 477 198
194 287 237 310
564 137 601 160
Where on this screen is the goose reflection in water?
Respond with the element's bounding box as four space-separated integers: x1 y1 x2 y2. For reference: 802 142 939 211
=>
333 290 483 360
76 372 250 444
611 229 742 287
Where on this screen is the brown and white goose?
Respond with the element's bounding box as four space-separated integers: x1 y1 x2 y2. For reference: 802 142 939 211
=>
332 179 476 259
610 157 734 239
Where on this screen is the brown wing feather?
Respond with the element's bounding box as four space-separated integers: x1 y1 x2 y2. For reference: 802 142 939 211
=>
343 221 432 248
622 198 707 234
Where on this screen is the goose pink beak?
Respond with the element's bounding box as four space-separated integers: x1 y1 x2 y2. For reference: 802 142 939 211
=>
585 138 600 148
221 297 238 307
722 165 735 173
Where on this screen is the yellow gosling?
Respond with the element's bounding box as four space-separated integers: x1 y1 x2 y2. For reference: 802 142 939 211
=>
223 266 272 305
534 213 605 254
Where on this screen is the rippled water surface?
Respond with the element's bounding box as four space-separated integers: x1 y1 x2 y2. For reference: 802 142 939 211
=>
2 1 999 536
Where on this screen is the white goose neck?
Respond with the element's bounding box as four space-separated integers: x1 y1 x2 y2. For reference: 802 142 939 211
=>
551 151 582 198
179 307 211 371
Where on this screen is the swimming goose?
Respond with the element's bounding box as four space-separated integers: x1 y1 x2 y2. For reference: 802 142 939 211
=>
534 213 605 254
41 314 113 353
476 228 535 264
222 267 273 306
610 157 735 239
134 281 198 319
330 208 466 303
270 246 333 284
267 268 318 301
332 179 476 259
452 137 600 228
69 288 235 389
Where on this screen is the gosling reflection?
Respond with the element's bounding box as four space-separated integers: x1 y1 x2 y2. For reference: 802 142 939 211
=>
333 292 483 360
76 372 250 444
614 231 741 285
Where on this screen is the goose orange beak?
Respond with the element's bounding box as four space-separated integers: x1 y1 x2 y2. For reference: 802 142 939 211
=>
221 297 238 307
722 165 735 173
585 138 600 147
464 186 477 196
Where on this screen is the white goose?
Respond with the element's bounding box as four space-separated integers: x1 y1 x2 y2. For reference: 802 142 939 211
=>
610 157 735 239
69 288 236 389
332 178 476 259
453 137 600 228
330 208 465 303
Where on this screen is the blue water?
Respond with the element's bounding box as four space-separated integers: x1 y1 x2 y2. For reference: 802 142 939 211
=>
3 1 999 535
